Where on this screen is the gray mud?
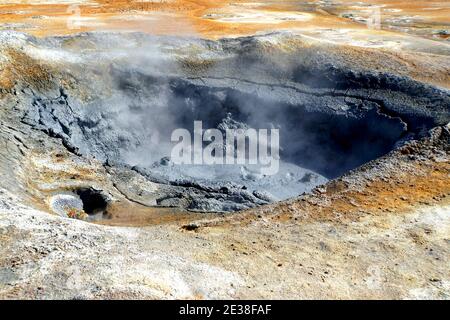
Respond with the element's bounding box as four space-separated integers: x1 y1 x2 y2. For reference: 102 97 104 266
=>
4 32 450 212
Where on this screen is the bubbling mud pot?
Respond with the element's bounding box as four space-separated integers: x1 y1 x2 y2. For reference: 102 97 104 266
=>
1 31 449 226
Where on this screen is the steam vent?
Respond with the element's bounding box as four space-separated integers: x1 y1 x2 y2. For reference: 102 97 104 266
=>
0 0 449 300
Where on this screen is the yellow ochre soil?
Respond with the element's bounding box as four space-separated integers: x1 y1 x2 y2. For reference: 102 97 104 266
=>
0 1 448 39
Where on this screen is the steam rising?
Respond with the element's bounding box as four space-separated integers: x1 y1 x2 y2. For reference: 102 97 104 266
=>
24 32 412 202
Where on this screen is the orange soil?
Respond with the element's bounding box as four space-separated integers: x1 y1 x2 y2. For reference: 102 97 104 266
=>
280 161 450 223
1 0 447 38
98 202 215 227
0 48 52 91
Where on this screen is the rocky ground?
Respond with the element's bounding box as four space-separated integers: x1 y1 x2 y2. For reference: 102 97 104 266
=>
0 1 449 300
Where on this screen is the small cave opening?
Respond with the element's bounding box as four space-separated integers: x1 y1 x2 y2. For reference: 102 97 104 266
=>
75 188 109 218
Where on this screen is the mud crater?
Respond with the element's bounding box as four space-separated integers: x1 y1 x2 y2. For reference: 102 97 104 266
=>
20 34 450 213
